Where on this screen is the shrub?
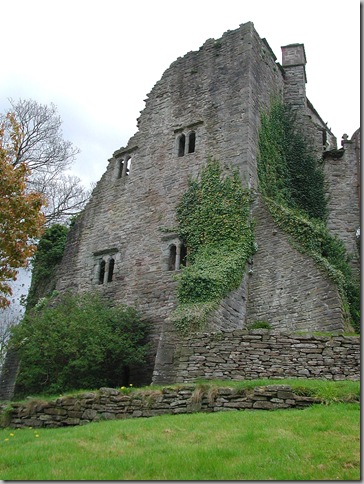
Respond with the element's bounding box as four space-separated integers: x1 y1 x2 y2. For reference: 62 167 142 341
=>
11 292 149 397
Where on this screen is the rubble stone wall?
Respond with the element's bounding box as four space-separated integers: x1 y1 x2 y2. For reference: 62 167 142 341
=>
173 331 360 382
1 385 322 429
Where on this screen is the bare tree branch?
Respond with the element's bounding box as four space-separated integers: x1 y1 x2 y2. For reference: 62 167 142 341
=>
1 99 91 224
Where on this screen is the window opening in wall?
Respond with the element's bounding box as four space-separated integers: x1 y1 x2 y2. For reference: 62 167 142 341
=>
126 157 131 176
178 134 186 157
99 260 106 284
116 155 133 179
107 258 115 282
322 129 327 149
188 132 196 153
116 159 123 179
168 245 176 271
180 244 187 266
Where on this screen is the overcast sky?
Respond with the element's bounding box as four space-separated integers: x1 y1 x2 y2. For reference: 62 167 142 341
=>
1 0 361 189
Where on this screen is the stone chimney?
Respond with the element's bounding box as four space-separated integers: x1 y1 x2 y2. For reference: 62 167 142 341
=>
281 43 307 108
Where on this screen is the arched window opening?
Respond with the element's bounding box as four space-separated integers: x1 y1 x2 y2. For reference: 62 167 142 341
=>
178 134 186 157
188 132 196 153
98 260 106 284
168 245 176 271
107 258 115 282
116 159 123 179
126 157 132 176
180 244 187 267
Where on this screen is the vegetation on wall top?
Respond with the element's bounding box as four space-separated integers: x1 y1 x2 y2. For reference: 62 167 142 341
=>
171 159 255 334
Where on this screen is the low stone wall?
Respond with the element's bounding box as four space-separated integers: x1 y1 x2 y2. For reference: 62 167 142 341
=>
1 385 320 429
173 330 360 382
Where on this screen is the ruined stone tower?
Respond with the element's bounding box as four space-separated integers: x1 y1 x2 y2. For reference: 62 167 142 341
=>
55 22 360 385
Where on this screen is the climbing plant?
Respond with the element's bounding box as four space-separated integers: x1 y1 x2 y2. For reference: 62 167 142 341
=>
171 159 255 334
258 100 328 221
258 100 360 332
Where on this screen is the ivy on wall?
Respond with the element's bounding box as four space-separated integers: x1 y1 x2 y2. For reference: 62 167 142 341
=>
258 100 328 221
26 224 69 309
171 159 255 334
258 100 360 332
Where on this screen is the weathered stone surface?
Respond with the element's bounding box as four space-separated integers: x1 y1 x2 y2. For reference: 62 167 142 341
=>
2 384 343 429
173 332 359 382
32 20 358 391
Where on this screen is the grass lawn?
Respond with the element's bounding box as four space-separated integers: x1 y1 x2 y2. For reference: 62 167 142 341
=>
0 401 360 480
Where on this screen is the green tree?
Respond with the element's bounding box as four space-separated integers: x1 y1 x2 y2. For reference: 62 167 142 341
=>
12 292 149 396
0 113 45 308
26 224 69 309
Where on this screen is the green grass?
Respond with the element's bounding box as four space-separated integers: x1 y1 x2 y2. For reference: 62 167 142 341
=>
10 378 360 405
0 402 360 480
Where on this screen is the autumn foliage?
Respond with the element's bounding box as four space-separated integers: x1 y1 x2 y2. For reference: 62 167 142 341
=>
0 113 45 308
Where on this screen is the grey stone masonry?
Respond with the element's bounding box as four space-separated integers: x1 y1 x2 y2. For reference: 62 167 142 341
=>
324 129 360 275
246 198 347 332
44 21 359 386
1 384 324 429
172 330 360 383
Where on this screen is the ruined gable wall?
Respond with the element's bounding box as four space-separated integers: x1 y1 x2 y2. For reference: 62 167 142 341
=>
57 22 285 385
324 131 360 273
55 23 352 387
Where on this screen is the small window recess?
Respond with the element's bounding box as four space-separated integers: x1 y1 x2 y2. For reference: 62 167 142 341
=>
322 129 328 150
94 249 118 284
116 155 132 179
113 146 137 180
168 241 187 271
187 131 196 153
175 121 202 157
178 134 186 157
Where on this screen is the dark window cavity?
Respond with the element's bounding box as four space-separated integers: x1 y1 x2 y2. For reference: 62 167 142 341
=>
178 134 186 157
99 260 106 284
168 245 177 271
107 258 115 282
188 131 196 153
180 244 187 267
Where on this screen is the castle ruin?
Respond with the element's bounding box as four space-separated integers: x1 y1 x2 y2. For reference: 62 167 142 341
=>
54 22 360 385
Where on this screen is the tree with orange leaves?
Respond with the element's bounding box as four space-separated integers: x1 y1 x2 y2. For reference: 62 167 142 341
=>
0 113 45 308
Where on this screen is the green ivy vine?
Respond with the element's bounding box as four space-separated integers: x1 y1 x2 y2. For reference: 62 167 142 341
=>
171 159 255 334
258 100 360 332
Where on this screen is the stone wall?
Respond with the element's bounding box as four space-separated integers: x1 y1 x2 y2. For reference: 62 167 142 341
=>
0 349 20 401
172 330 359 382
324 130 360 274
34 21 359 387
55 22 285 383
1 384 321 429
246 198 346 332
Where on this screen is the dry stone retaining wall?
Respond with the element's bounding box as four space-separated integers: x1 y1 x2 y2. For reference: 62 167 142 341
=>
173 330 360 382
1 385 321 429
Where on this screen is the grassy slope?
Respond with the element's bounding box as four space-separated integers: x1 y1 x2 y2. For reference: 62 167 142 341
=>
0 401 360 480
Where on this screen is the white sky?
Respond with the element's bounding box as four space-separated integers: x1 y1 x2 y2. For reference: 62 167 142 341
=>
0 0 361 188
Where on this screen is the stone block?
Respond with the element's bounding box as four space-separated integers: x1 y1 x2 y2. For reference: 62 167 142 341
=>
253 401 274 410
